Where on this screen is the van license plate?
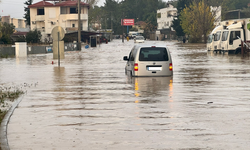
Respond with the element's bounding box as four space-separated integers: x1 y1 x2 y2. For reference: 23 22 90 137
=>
147 67 162 71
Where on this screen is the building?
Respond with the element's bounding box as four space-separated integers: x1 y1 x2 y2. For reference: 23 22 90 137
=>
156 4 177 41
210 6 221 26
28 0 89 42
157 4 177 30
132 21 146 34
1 16 27 28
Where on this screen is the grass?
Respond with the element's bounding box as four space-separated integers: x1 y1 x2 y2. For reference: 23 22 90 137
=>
0 87 24 122
0 86 24 150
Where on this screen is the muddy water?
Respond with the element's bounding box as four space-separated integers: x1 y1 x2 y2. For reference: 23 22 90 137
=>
1 40 250 150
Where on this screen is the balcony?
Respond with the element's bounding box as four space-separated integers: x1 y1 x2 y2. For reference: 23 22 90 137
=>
60 14 88 21
35 15 45 21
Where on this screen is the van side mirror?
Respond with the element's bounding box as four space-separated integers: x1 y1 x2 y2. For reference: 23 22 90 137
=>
123 56 129 61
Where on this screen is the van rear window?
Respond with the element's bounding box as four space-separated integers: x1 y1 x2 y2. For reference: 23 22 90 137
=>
139 47 169 61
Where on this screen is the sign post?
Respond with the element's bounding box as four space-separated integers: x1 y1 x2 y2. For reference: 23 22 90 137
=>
121 19 134 41
52 26 65 66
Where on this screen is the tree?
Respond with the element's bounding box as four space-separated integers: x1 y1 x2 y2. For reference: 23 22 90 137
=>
82 0 99 8
171 0 194 37
24 0 33 26
26 29 42 43
180 0 215 43
143 21 157 39
0 23 2 39
0 22 15 44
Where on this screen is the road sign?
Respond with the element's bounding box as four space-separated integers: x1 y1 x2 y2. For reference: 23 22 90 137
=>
121 19 134 26
52 26 65 41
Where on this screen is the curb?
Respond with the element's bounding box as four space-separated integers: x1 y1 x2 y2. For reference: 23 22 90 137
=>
0 95 24 150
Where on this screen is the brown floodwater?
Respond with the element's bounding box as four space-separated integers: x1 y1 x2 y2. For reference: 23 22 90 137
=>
1 40 249 150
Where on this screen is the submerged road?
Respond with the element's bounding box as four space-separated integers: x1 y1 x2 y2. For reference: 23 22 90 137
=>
1 40 250 150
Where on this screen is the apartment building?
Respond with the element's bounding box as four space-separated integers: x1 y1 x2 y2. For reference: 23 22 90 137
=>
157 4 177 30
1 16 27 28
29 0 89 41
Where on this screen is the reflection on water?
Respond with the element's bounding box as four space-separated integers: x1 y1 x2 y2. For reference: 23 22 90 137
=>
127 76 173 103
53 67 65 84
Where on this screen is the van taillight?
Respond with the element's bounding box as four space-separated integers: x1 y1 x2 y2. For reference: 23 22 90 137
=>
134 63 138 71
169 63 173 71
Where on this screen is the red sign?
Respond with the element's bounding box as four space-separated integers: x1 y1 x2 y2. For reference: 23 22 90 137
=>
121 19 134 26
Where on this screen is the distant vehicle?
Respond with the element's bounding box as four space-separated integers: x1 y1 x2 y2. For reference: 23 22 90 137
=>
123 45 173 77
129 31 139 38
208 18 250 54
114 35 120 39
100 36 107 43
221 19 250 54
207 25 224 52
134 36 145 43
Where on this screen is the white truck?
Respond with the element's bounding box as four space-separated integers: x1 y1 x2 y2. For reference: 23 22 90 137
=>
220 18 250 54
207 25 224 52
129 31 139 38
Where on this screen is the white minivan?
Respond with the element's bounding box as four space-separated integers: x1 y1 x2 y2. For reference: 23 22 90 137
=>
123 45 173 77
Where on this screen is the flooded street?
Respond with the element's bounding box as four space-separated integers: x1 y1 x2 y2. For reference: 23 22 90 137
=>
1 40 250 149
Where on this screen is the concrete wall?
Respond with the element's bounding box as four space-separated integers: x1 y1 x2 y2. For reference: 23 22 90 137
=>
0 43 79 57
0 47 15 56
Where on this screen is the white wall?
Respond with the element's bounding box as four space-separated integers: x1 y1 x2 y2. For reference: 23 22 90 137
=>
157 4 177 30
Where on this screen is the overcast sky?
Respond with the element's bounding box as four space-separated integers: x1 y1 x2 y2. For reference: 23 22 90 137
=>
0 0 169 19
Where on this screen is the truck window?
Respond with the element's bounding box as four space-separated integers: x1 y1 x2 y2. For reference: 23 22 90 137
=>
222 31 229 41
229 31 240 45
207 35 213 43
214 31 221 41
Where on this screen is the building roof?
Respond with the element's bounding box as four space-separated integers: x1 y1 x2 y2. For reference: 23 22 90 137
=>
12 32 28 36
28 0 89 8
55 1 89 7
28 1 54 8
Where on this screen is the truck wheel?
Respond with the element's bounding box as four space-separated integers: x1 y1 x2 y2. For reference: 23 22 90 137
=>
235 48 241 54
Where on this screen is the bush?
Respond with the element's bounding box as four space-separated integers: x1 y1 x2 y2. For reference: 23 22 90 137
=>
26 29 42 43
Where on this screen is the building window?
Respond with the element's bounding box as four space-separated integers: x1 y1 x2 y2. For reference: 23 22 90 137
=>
70 8 77 14
72 24 75 27
157 13 161 18
37 8 44 15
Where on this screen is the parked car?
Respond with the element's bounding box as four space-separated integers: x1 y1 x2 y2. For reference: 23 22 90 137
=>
134 36 145 43
123 45 173 77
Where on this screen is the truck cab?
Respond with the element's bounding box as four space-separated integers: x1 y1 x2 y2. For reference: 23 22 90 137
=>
221 22 245 54
207 25 223 51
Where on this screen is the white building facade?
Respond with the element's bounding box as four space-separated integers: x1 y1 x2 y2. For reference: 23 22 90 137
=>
29 0 89 42
157 4 177 30
210 6 221 26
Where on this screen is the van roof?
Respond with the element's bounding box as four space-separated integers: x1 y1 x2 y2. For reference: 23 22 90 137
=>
134 44 168 48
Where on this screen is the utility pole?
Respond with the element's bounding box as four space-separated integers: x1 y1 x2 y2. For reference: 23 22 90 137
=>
122 12 124 43
111 12 113 41
78 0 81 50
